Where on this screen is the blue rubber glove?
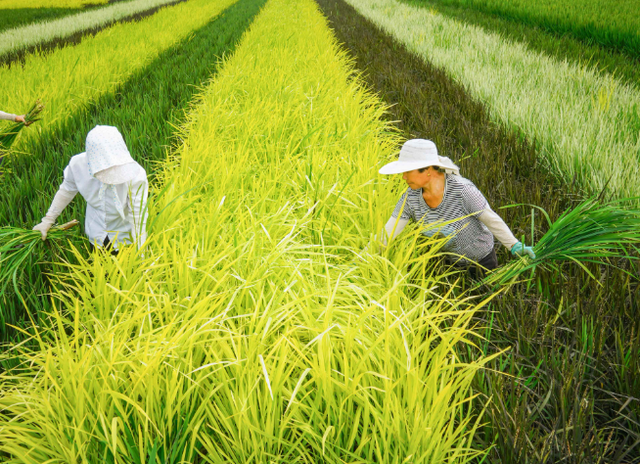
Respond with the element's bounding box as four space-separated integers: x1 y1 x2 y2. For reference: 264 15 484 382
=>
511 241 536 259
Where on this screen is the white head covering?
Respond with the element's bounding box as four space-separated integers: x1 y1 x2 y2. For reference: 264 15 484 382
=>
379 139 460 175
86 125 137 184
85 125 139 220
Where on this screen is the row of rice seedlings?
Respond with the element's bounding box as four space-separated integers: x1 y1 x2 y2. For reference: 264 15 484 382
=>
0 0 184 61
406 0 640 59
0 0 237 157
343 0 640 204
314 0 640 460
0 0 267 343
401 0 640 91
0 0 494 460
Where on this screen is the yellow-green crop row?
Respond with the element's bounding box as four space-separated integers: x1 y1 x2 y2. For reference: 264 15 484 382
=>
0 0 492 461
345 0 640 202
1 0 237 157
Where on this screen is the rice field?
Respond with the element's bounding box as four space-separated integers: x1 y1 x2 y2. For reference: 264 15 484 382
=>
1 0 639 462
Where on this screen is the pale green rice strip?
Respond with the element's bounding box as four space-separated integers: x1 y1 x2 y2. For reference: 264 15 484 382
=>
0 0 182 58
344 0 640 200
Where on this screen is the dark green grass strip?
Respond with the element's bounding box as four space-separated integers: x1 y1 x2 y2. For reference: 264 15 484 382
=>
315 0 640 461
0 0 132 33
1 0 187 67
403 0 640 62
0 0 267 345
400 0 640 91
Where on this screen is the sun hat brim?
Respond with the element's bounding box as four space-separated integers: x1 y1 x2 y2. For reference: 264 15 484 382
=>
379 160 433 175
94 161 140 185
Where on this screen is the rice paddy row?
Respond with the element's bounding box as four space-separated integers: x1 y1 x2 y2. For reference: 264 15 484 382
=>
317 0 640 460
0 0 185 62
0 0 237 156
0 0 491 461
344 0 640 204
407 0 640 59
400 0 640 92
0 0 131 33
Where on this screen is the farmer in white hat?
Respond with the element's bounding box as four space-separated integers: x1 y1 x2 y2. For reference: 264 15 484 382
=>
0 110 27 124
33 125 148 253
378 139 534 273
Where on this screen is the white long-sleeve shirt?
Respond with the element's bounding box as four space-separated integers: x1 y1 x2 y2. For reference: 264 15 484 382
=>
58 153 148 249
0 111 17 121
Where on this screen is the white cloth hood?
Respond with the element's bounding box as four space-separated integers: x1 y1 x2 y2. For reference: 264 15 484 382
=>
86 125 137 185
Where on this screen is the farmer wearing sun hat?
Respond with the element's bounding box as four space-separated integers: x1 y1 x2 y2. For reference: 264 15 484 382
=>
33 125 148 252
378 139 534 272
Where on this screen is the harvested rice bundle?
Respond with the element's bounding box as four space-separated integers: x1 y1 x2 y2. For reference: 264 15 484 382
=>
0 100 43 166
484 198 640 287
0 219 77 304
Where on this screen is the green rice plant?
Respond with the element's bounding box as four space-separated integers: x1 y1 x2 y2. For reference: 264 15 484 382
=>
0 0 185 60
0 0 238 158
0 0 495 460
342 0 640 204
484 198 640 287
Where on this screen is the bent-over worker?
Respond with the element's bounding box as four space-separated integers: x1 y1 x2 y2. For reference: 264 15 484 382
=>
33 125 148 253
378 139 534 273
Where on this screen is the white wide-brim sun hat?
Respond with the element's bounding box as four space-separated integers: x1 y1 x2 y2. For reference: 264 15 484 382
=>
379 139 460 175
86 125 139 185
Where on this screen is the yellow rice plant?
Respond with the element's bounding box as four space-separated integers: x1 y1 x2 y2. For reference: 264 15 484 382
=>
0 0 497 461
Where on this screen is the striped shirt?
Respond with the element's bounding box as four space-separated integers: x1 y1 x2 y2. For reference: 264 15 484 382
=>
391 174 494 262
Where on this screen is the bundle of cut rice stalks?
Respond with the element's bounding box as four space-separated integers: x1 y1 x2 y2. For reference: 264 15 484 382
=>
0 100 44 167
0 219 78 306
484 198 640 288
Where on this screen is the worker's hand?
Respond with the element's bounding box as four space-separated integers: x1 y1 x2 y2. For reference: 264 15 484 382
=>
33 221 52 241
511 241 536 259
14 115 29 125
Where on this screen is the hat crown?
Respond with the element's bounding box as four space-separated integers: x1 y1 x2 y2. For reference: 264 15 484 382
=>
398 139 439 163
86 125 133 177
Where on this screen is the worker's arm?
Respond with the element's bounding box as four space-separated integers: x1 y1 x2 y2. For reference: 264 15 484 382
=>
478 207 535 258
127 171 148 249
33 165 78 240
0 111 17 121
381 216 409 245
478 207 518 250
